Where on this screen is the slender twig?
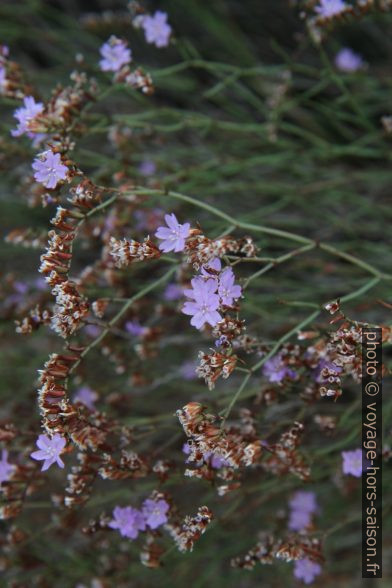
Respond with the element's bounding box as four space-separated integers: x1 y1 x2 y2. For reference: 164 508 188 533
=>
125 188 392 280
68 266 177 375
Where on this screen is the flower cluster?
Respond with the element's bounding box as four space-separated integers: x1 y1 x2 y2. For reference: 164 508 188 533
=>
231 533 323 584
166 506 213 552
109 497 169 540
182 265 242 330
109 236 161 267
99 35 154 94
51 280 89 338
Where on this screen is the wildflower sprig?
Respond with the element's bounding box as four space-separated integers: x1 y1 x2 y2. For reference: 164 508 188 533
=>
1 3 392 584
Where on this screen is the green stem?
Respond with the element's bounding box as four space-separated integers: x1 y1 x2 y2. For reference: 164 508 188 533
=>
125 188 392 280
69 266 177 375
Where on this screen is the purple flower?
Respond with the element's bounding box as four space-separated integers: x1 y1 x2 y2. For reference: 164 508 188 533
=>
208 452 230 469
73 386 98 411
263 353 296 383
142 11 172 48
32 150 68 189
315 0 346 17
138 160 156 176
182 444 229 468
289 510 312 532
0 65 6 90
342 448 362 477
99 36 131 72
0 450 15 485
293 558 322 585
11 96 43 138
218 267 242 305
30 433 66 471
335 48 364 73
164 283 183 301
155 213 190 253
289 491 317 514
288 491 318 531
142 498 169 529
179 360 197 380
134 208 164 232
182 277 222 329
200 258 222 276
109 506 146 539
313 359 342 384
125 320 147 336
84 324 102 338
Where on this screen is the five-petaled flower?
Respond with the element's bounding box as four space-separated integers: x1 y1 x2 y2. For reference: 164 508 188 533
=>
182 277 222 329
142 11 172 48
32 150 68 189
109 506 146 539
30 433 66 471
99 36 131 72
293 558 322 585
341 448 362 477
155 213 190 253
11 96 44 138
142 498 169 529
0 449 15 486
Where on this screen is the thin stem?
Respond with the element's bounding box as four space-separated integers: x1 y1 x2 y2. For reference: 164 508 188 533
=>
125 188 392 280
243 243 316 288
69 266 177 375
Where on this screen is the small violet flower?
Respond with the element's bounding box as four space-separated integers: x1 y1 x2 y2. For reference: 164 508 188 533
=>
182 443 229 468
142 11 172 48
155 213 190 253
315 0 346 17
125 320 147 336
335 48 364 73
0 450 15 486
164 283 183 301
109 506 146 539
179 360 197 380
32 150 68 189
73 386 98 411
99 36 131 72
11 96 43 138
263 353 296 383
142 498 169 529
200 258 222 276
288 491 318 532
218 267 242 305
30 433 66 471
182 277 222 329
138 160 156 176
293 558 322 585
0 65 6 90
342 448 362 477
